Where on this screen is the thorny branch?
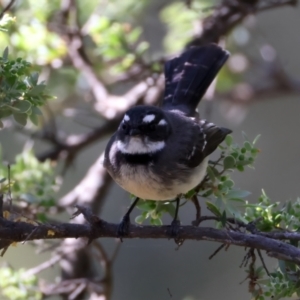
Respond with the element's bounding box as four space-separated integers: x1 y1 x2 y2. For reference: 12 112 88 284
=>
0 212 300 263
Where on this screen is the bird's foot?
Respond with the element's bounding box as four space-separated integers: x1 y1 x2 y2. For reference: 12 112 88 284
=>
117 215 130 241
168 219 184 246
169 219 180 237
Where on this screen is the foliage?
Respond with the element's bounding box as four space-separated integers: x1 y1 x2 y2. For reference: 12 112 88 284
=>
161 1 210 52
0 48 53 127
0 147 59 217
0 267 41 300
0 14 15 32
88 15 150 76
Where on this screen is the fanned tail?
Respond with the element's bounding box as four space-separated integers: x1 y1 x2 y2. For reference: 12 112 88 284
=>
162 44 229 117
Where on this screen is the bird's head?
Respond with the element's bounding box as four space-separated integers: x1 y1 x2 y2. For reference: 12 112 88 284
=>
116 106 171 155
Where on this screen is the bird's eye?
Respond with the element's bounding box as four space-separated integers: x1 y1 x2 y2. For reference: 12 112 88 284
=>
121 123 128 131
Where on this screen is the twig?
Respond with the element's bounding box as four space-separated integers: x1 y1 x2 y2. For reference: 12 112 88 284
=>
257 249 270 276
209 243 226 260
58 153 112 212
36 120 119 162
25 253 63 276
257 0 297 12
240 248 254 268
191 195 201 226
0 194 3 218
7 164 12 211
0 0 15 20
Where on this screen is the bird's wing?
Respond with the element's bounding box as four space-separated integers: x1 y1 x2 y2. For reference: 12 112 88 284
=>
180 121 232 168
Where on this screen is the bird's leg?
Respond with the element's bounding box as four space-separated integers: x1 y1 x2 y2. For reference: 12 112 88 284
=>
117 197 140 239
169 196 181 238
191 194 201 226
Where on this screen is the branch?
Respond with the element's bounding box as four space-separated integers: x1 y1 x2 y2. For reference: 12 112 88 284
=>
188 0 297 46
54 0 159 120
36 120 120 162
216 61 300 104
1 216 300 264
58 153 112 211
0 0 15 20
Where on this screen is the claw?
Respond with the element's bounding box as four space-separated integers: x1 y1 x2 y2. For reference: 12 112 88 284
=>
169 219 180 237
168 219 184 246
117 215 130 240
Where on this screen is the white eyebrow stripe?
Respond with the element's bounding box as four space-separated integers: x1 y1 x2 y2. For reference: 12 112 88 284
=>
117 139 165 154
143 114 155 123
158 119 167 126
123 114 130 122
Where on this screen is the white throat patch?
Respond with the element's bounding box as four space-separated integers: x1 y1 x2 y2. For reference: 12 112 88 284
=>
117 138 165 154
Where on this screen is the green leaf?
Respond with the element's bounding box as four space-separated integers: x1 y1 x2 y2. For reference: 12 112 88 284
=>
2 47 8 61
136 200 156 211
150 218 163 226
29 72 39 85
223 179 234 188
243 141 252 151
223 155 236 170
135 215 146 224
28 84 46 96
227 189 251 200
13 112 27 126
29 113 39 126
185 188 195 198
253 134 261 145
14 100 31 113
2 104 20 112
206 201 222 217
127 27 142 43
221 210 227 227
36 213 48 223
32 106 42 115
0 119 3 128
0 177 6 183
0 108 12 118
236 165 244 172
162 202 176 218
136 41 149 54
226 204 247 223
225 135 233 146
242 131 249 141
206 165 216 181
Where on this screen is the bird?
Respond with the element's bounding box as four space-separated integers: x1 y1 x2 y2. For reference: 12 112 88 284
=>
104 44 232 237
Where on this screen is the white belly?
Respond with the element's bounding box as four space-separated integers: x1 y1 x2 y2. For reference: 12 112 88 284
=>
115 157 209 201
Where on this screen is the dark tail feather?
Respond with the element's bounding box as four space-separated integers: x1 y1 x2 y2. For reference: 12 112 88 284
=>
200 120 232 157
162 44 229 116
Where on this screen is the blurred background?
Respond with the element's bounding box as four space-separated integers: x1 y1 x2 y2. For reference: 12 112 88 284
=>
0 0 300 299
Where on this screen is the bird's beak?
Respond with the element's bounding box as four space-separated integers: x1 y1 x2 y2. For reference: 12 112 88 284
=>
129 128 141 136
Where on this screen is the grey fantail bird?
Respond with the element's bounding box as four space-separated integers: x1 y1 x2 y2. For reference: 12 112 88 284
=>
104 44 232 237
